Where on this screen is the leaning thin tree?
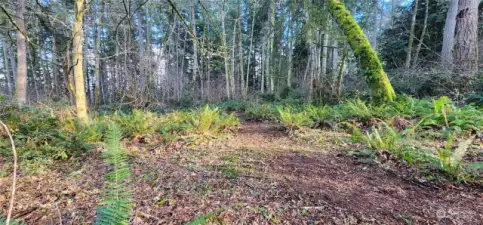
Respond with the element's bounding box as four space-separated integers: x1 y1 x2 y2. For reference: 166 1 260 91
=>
327 0 396 103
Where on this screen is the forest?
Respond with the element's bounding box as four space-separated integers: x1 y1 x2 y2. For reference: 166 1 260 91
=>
0 0 482 224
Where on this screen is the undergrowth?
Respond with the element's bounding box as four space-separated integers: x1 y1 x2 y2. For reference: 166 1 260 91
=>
241 95 482 182
0 103 103 175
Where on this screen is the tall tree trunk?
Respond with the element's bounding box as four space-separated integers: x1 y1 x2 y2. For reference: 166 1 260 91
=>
221 0 231 99
73 0 89 123
337 46 349 101
327 0 396 102
412 0 429 68
231 18 237 96
305 1 313 101
8 42 17 83
371 0 379 48
145 0 152 94
405 0 418 69
237 0 245 98
246 0 257 96
441 0 459 69
135 1 145 102
28 47 39 101
454 0 479 75
268 0 276 93
123 27 129 96
51 35 58 96
287 1 295 89
260 38 264 93
321 32 329 80
15 0 28 104
331 33 339 94
190 0 199 97
1 39 12 97
41 44 51 97
114 30 119 100
65 40 74 104
94 2 103 110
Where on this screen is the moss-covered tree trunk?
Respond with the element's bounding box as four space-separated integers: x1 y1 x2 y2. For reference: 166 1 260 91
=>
73 0 89 123
327 0 396 103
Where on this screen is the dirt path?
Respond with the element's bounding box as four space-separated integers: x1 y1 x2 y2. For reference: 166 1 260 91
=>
131 122 483 224
1 122 482 224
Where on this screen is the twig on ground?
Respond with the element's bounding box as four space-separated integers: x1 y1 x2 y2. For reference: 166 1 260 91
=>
0 120 17 225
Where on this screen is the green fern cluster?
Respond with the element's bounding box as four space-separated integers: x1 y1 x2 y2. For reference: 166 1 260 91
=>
245 104 277 121
428 134 479 180
111 109 161 139
159 105 240 143
95 124 132 225
351 122 400 151
418 97 483 133
188 105 240 135
277 106 312 131
191 105 222 135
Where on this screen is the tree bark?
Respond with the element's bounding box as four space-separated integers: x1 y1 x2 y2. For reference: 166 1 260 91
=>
454 0 479 75
331 33 339 94
245 1 257 96
51 35 59 96
412 0 429 68
94 2 103 110
404 0 418 69
73 0 89 123
190 0 199 97
321 32 329 80
337 47 348 101
1 39 12 97
237 0 245 98
327 0 396 102
231 18 237 96
7 41 17 84
221 0 231 99
245 0 257 96
305 1 313 101
287 1 295 89
15 0 28 104
441 0 459 69
268 0 276 93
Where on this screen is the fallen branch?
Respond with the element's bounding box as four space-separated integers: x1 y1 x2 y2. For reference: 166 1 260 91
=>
0 121 17 225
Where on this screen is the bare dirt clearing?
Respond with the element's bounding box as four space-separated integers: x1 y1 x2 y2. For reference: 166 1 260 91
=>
1 122 482 224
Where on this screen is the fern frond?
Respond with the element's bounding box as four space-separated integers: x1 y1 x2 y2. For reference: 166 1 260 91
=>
95 124 132 225
450 136 475 166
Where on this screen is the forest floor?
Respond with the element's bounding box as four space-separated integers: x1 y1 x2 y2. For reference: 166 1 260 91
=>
1 120 482 224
